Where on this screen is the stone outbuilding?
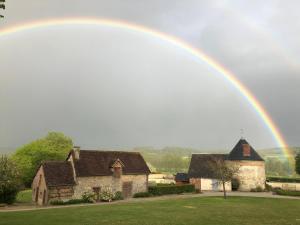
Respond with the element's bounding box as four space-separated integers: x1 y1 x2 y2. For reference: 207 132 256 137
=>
188 138 266 192
32 148 150 205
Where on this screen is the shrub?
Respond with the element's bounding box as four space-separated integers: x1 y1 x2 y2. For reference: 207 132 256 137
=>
266 177 300 183
81 192 95 203
250 186 264 192
148 184 195 196
231 178 240 191
100 187 114 202
113 191 124 200
265 183 272 192
0 155 21 204
133 192 152 198
274 189 300 197
50 200 65 205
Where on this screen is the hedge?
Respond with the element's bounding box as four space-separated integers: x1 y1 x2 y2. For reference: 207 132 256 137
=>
273 189 300 197
267 177 300 183
50 198 92 205
133 192 153 198
148 184 195 196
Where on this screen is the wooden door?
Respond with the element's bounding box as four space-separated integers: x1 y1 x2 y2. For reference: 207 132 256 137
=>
35 187 39 202
122 182 133 198
42 190 46 205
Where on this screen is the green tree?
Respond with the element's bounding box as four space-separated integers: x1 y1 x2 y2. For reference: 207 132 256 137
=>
296 153 300 175
12 132 73 187
0 0 5 18
0 155 21 204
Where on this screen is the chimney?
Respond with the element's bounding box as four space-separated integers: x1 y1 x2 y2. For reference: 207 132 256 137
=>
73 146 80 160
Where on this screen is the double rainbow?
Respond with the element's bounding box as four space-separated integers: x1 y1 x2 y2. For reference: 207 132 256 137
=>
0 17 292 163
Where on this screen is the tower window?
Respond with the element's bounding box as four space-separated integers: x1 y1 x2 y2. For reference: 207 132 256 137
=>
243 144 251 157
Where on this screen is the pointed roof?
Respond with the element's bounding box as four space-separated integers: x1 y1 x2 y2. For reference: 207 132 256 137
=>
227 138 264 161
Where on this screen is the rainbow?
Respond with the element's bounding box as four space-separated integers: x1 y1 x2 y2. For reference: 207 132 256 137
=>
0 17 292 163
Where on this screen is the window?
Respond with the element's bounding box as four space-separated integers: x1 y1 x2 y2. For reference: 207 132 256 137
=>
242 144 251 157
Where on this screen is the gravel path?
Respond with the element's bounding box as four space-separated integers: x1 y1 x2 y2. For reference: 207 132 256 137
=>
0 191 299 212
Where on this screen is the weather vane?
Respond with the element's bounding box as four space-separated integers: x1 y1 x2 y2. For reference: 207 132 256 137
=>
0 0 5 18
240 129 244 139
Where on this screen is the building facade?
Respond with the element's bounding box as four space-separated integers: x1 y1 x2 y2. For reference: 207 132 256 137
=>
188 138 266 191
32 148 150 205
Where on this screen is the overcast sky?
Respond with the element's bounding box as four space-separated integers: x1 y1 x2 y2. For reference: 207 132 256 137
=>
0 0 299 151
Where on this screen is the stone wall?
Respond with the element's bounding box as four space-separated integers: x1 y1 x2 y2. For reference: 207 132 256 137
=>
231 161 266 191
190 178 231 191
31 166 48 205
73 174 148 199
267 182 300 191
48 186 74 201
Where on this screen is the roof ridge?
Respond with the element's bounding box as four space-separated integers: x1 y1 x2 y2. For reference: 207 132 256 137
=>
80 150 141 154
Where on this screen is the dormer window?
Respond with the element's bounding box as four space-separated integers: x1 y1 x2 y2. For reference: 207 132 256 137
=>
114 167 121 178
242 144 251 157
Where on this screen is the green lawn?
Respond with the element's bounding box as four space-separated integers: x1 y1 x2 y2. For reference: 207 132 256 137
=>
1 197 300 225
16 190 32 204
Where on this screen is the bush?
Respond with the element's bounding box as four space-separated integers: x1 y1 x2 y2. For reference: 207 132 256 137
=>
274 189 300 197
50 200 65 205
250 186 264 192
100 187 114 202
81 192 95 203
133 192 153 198
0 155 21 204
265 183 272 192
231 178 240 191
266 177 300 183
113 191 124 200
148 184 195 196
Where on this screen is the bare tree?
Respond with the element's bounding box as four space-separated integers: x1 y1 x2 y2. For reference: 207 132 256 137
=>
208 156 240 199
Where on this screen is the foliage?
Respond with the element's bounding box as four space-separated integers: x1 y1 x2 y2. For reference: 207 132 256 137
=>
266 176 300 183
231 178 240 191
273 188 300 197
2 197 300 225
208 157 240 199
112 191 124 200
50 198 92 205
16 189 32 203
100 187 114 202
250 186 264 192
133 192 153 198
296 153 300 175
81 192 95 203
0 155 21 204
12 132 73 187
148 184 195 196
265 158 294 177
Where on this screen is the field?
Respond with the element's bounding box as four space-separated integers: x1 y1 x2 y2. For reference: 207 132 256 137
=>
1 197 299 225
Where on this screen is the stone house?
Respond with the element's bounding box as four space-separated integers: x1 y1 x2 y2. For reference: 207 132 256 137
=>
188 138 266 191
32 148 150 205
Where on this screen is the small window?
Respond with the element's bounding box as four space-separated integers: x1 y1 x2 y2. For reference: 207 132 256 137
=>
243 144 251 157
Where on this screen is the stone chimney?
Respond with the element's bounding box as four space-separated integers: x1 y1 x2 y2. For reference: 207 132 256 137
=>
73 146 80 160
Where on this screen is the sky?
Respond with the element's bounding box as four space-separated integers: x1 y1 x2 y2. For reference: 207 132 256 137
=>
0 0 299 151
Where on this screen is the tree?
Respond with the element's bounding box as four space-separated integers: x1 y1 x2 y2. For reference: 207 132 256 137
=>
208 156 240 199
0 0 5 18
12 132 73 187
296 153 300 175
0 155 21 204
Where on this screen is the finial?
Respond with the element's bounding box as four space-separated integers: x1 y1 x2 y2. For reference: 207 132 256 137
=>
240 129 244 139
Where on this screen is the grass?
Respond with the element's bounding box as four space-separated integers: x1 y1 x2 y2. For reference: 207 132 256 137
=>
0 197 300 225
16 190 32 204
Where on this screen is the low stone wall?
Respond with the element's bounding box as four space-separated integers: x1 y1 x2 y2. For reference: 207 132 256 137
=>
267 182 300 191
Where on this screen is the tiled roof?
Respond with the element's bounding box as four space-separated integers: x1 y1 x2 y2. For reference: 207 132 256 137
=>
73 150 150 177
228 139 264 161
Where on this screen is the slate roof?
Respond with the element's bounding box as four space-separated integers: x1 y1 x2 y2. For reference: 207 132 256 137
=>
42 161 75 187
188 154 227 179
72 150 151 177
175 173 189 182
227 139 264 161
